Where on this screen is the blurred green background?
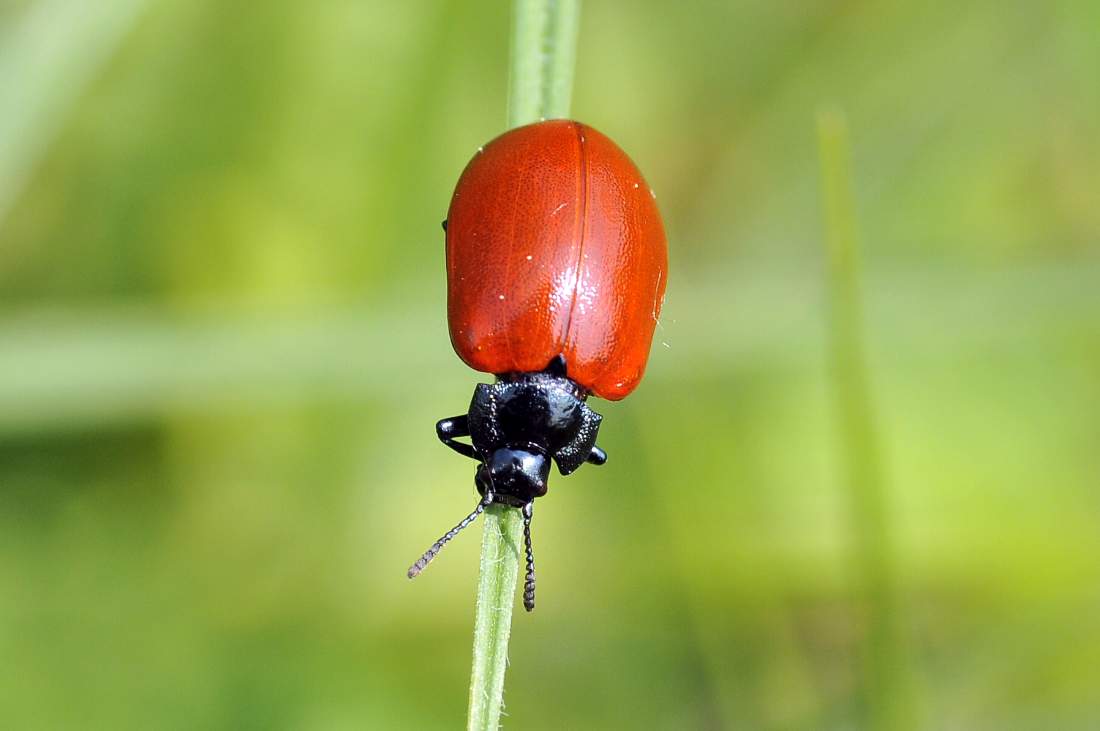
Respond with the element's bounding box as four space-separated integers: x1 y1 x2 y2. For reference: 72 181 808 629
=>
2 1 1098 729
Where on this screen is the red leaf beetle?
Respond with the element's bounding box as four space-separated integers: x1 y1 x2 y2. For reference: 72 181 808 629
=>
408 120 668 610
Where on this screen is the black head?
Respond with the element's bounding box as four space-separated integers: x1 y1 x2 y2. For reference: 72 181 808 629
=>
475 447 551 506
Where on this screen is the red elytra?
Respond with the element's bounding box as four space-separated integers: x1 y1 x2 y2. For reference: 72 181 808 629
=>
445 119 668 401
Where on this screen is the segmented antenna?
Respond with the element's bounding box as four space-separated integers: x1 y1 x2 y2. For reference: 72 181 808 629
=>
407 498 490 578
522 501 536 612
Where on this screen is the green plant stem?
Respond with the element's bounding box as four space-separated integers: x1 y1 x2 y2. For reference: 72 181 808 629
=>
467 505 523 731
817 108 915 731
507 0 580 127
467 3 580 730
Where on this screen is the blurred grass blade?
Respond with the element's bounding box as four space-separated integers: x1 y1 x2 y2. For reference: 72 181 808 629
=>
0 0 149 225
817 107 917 731
467 2 581 730
0 264 1092 436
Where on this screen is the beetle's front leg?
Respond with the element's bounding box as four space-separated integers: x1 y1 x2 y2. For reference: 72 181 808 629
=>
586 445 607 466
437 415 478 460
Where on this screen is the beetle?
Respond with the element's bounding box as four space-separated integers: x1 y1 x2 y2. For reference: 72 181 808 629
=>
408 119 668 611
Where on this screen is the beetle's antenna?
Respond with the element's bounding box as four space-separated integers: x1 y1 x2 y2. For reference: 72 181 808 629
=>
407 497 490 579
522 501 536 612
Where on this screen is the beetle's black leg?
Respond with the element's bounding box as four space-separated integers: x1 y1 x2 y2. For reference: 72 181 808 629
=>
522 501 536 612
407 493 492 579
437 415 477 460
441 219 448 232
586 445 607 466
